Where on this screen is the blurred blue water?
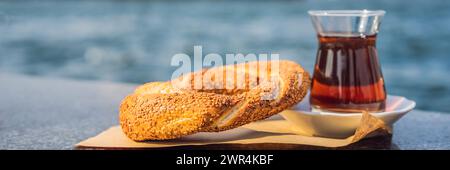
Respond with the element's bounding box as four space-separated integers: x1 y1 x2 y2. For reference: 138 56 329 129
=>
0 0 449 112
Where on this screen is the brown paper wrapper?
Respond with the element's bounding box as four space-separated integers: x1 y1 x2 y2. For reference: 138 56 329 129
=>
76 111 392 149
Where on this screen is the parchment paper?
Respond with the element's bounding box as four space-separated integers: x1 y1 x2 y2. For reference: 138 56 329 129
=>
76 111 391 148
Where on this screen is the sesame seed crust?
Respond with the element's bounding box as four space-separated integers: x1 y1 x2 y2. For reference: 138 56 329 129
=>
119 60 310 141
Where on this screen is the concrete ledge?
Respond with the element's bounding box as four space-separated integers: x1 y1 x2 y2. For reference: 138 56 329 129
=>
0 73 449 149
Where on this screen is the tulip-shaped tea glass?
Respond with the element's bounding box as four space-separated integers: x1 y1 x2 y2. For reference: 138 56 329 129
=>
309 10 387 113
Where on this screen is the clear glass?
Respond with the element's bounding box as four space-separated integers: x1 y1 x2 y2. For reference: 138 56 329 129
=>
308 10 387 113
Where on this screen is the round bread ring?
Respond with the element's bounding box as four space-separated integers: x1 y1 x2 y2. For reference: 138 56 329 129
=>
119 60 310 141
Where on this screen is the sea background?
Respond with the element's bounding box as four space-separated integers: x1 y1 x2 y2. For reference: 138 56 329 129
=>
0 0 449 113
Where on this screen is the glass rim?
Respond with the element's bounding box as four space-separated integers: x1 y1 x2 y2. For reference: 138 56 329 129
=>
308 10 386 17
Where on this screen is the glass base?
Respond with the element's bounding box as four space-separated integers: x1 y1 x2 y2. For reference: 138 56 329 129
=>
311 104 386 114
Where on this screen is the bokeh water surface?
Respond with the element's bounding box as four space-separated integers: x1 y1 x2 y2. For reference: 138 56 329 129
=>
1 0 449 112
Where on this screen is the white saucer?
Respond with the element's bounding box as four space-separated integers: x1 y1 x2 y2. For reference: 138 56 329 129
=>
279 95 416 138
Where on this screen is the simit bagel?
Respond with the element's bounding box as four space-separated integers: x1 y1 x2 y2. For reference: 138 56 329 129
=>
119 60 310 141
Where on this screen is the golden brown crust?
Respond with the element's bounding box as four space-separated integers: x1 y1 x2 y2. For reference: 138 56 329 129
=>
120 92 240 140
119 60 310 141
